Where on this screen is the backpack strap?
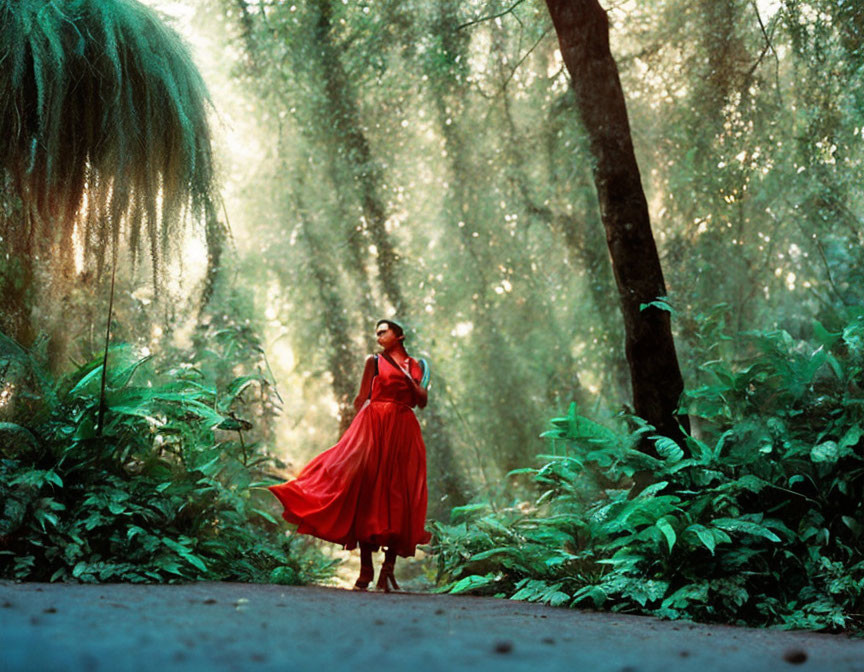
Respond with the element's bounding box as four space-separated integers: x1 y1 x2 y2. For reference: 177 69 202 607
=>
418 358 430 388
379 351 401 372
367 355 379 401
380 352 430 388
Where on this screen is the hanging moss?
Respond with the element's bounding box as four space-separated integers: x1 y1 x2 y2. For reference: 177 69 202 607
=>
0 0 214 283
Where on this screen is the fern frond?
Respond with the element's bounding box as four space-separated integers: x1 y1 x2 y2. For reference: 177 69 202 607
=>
0 0 215 288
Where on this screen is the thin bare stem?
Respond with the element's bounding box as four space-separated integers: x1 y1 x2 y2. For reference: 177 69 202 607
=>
96 242 118 437
457 0 528 31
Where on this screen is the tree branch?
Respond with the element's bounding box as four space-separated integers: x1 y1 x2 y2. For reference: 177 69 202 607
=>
457 0 528 31
501 26 554 90
747 0 782 106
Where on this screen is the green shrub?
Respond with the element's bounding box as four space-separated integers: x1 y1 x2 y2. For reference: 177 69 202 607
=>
0 331 335 584
431 312 864 632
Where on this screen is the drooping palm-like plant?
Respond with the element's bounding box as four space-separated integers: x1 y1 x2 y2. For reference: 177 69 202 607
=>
0 0 215 346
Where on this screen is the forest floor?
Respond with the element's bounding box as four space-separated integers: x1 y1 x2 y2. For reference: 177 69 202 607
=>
2 576 863 672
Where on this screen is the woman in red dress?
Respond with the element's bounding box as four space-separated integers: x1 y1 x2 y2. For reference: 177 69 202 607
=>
268 319 431 591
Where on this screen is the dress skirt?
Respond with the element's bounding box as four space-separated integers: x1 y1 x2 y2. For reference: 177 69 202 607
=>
268 397 431 557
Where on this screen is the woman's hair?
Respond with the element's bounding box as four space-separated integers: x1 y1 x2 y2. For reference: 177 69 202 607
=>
376 319 405 341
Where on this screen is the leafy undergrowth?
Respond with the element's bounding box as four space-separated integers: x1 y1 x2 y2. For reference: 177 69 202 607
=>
0 330 335 584
431 314 864 633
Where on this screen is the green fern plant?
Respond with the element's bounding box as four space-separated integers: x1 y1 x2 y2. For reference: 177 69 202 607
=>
0 331 335 584
0 0 214 268
432 310 864 632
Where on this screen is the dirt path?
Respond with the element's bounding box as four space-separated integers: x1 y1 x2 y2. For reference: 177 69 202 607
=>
2 580 862 672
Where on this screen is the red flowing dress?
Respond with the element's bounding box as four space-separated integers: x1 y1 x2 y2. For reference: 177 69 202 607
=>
268 355 431 557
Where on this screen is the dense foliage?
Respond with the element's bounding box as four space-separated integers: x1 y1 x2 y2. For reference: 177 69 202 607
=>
199 0 864 506
432 309 864 632
2 0 863 634
0 0 216 354
0 327 333 584
0 0 214 257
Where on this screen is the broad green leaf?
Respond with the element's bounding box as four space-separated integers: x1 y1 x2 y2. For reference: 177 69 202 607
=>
713 429 734 459
661 583 709 609
68 364 105 396
109 355 153 389
181 553 207 572
684 433 712 462
686 524 716 555
127 526 147 540
811 441 839 463
731 475 767 493
155 558 185 576
447 574 496 594
194 455 223 476
450 502 490 522
656 517 677 552
813 320 841 348
34 509 58 530
634 481 669 499
162 537 191 554
547 591 570 607
639 297 674 314
839 425 862 451
652 435 684 462
571 585 606 607
712 518 781 542
252 508 278 524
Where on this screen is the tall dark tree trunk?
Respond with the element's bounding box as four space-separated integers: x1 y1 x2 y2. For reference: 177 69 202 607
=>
292 188 359 437
307 2 470 509
197 197 229 321
227 1 469 506
0 236 36 349
544 0 690 444
422 8 543 474
313 1 405 316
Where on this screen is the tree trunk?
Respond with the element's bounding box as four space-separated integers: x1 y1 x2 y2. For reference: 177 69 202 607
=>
308 2 470 508
0 236 36 349
313 1 405 316
226 1 469 506
197 197 229 321
292 188 359 437
422 10 542 474
421 392 470 516
501 82 628 403
544 0 690 444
